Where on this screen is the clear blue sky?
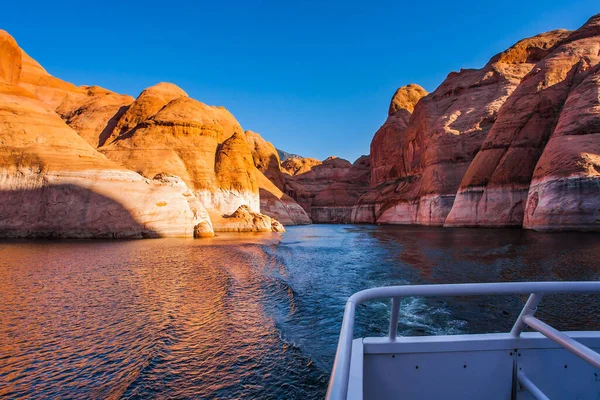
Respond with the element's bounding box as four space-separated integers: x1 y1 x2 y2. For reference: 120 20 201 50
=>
2 1 597 162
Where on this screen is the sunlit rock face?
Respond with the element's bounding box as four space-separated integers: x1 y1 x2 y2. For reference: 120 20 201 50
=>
212 205 285 233
244 130 311 225
97 84 260 218
0 29 290 238
0 31 210 238
446 16 600 230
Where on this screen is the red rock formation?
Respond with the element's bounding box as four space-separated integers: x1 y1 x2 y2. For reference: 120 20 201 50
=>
0 29 291 237
370 84 427 187
446 17 599 228
0 31 211 238
523 63 600 231
356 15 600 232
361 28 575 227
98 85 263 220
284 156 352 213
311 156 371 223
212 205 285 233
244 130 311 224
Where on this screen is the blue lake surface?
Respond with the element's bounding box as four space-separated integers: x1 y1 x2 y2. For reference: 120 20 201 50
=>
1 225 599 398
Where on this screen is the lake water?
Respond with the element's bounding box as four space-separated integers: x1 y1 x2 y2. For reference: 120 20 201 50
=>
1 225 600 399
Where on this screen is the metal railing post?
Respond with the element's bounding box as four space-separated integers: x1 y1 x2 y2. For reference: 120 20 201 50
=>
389 297 401 340
326 300 357 400
511 292 543 337
523 315 600 369
517 371 550 400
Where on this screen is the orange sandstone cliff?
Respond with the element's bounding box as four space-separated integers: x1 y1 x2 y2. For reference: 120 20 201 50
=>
0 30 303 237
0 30 211 238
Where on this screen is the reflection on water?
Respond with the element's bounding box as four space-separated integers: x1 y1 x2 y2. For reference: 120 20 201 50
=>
0 226 599 398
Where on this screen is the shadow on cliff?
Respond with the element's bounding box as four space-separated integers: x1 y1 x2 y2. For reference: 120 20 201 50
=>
0 184 160 239
97 105 130 147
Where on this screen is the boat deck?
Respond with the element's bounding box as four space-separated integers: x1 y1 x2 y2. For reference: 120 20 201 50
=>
327 282 600 400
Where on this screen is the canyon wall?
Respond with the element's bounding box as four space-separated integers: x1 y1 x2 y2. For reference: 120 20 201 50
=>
296 14 600 231
0 30 305 237
2 13 600 235
446 16 600 229
0 31 209 238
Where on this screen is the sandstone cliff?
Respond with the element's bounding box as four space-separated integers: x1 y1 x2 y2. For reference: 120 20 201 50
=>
0 30 297 237
311 156 371 223
244 131 311 225
0 30 212 238
307 14 599 232
446 16 600 230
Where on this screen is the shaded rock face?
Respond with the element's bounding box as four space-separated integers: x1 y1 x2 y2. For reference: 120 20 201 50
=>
245 130 284 188
284 156 353 213
0 33 211 238
244 131 311 225
370 84 428 187
311 156 371 223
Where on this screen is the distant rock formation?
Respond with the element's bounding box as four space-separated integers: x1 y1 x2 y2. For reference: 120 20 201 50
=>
281 157 323 176
283 156 353 214
277 149 303 162
311 156 371 223
244 131 311 225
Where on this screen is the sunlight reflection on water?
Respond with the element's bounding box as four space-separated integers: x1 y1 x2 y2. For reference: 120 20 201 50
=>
1 226 599 398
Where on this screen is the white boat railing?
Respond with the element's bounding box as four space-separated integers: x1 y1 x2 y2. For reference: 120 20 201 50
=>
326 281 600 400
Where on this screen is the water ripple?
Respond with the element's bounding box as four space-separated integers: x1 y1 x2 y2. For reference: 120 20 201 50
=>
1 227 599 398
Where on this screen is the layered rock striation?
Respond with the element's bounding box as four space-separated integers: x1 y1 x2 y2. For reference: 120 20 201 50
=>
0 31 211 238
311 156 371 223
299 14 600 232
0 30 300 237
446 17 600 229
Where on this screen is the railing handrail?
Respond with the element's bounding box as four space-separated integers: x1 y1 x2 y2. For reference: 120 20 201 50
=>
326 281 600 400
